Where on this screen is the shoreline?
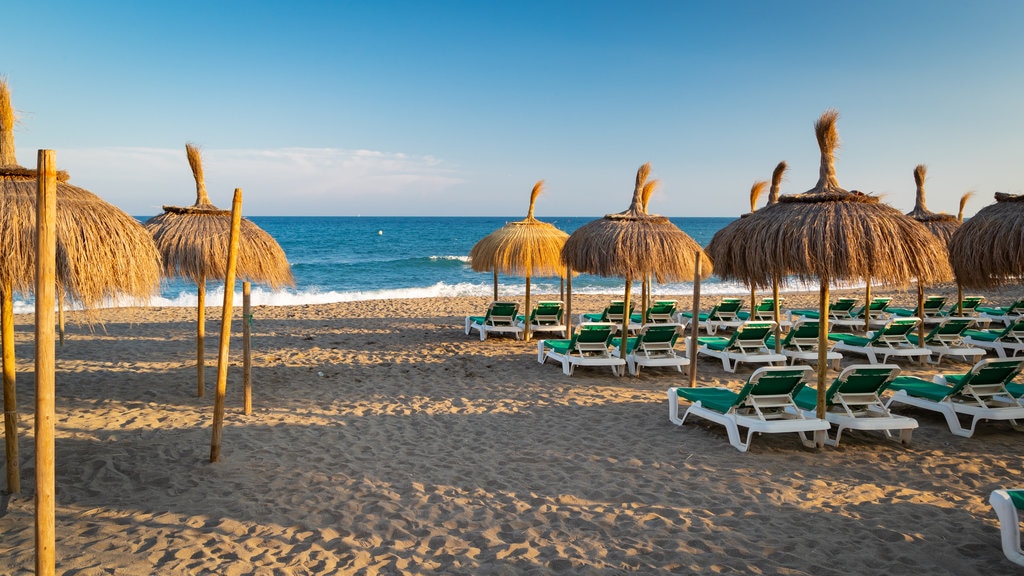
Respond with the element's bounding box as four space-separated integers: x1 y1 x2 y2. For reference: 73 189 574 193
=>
1 287 1022 573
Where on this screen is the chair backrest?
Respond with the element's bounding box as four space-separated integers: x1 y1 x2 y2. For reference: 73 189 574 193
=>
825 364 901 404
636 324 683 352
920 296 948 317
724 321 776 353
750 298 783 320
486 302 519 325
1007 297 1024 315
645 300 678 323
871 318 919 347
923 317 974 345
829 298 858 318
709 298 743 321
530 301 564 324
567 323 615 353
733 366 813 409
858 297 893 319
602 301 632 322
948 358 1024 404
996 318 1024 343
955 296 985 315
782 320 821 351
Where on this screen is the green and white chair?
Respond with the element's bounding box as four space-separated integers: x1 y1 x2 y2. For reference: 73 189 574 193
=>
678 297 744 335
979 296 1024 327
537 323 625 376
890 295 948 325
962 317 1024 358
885 358 1024 437
611 323 688 376
630 300 678 325
516 300 566 338
906 317 986 364
668 365 828 452
827 317 931 364
765 319 843 369
696 320 787 373
791 364 916 446
465 301 524 341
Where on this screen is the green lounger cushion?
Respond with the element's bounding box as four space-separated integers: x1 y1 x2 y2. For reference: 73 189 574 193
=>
887 376 954 402
1010 489 1024 510
672 388 741 414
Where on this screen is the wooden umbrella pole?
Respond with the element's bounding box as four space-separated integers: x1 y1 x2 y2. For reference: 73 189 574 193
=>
524 276 532 341
817 281 830 420
564 268 572 335
243 282 252 415
642 277 649 323
210 189 243 463
957 282 964 315
35 149 57 576
2 287 19 494
689 252 701 387
772 276 782 353
57 288 64 346
917 281 925 364
620 277 632 373
197 279 206 397
492 269 498 301
863 277 872 333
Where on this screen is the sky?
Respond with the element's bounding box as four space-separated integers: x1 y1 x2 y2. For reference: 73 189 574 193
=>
3 1 1023 218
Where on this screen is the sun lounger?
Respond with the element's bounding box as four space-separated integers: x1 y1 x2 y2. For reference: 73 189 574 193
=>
537 323 625 376
516 300 566 338
791 364 917 446
827 317 931 364
962 317 1024 358
696 320 787 373
630 300 678 324
611 323 688 376
979 297 1024 327
889 295 948 325
465 301 524 341
678 297 744 335
737 297 791 329
580 300 638 332
885 358 1024 437
989 489 1024 567
792 297 869 329
906 317 986 364
765 319 842 369
668 365 828 452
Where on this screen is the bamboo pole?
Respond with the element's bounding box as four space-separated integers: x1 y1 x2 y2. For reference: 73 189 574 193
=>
35 149 57 576
57 288 64 346
564 268 572 336
492 269 498 301
863 278 872 333
816 281 830 420
772 276 782 353
917 281 925 364
243 282 252 416
210 189 243 463
524 276 532 341
688 252 701 387
197 279 206 397
619 277 632 370
2 287 18 494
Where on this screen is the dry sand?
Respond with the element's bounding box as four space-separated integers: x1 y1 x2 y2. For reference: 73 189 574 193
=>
1 285 1023 574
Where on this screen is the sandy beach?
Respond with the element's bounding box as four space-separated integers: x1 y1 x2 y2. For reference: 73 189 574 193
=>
1 285 1023 574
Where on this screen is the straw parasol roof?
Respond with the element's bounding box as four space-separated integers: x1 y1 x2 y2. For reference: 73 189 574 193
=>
704 110 951 420
145 144 294 288
561 163 713 356
906 164 959 243
948 191 1024 289
469 180 570 340
1 77 162 494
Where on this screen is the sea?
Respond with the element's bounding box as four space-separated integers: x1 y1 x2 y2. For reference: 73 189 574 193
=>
14 216 827 313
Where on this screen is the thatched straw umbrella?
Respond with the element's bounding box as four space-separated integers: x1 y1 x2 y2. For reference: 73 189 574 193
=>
469 181 569 341
949 191 1024 290
904 164 958 341
561 163 713 362
145 143 293 397
705 110 951 420
1 78 162 493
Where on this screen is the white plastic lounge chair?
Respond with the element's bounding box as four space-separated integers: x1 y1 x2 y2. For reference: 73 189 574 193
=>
962 317 1024 358
907 317 986 364
537 323 625 376
630 300 678 325
890 295 948 325
678 297 744 335
515 300 566 338
827 317 931 364
610 323 688 376
667 365 828 452
989 489 1024 567
979 297 1024 327
465 301 524 341
696 320 787 373
792 364 917 446
580 300 638 332
737 297 791 329
792 297 872 330
885 358 1024 437
765 319 843 369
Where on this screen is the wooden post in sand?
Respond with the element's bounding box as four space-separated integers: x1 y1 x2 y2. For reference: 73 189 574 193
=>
210 189 243 463
2 288 18 494
35 149 57 576
564 267 572 336
688 251 701 387
243 281 252 415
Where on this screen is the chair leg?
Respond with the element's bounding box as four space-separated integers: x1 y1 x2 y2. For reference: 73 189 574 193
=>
989 490 1024 567
667 389 684 425
537 341 546 364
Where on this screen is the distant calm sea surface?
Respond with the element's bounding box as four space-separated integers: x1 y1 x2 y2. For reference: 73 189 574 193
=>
16 216 813 312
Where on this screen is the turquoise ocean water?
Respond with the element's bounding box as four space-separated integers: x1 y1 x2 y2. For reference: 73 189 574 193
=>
15 215 818 312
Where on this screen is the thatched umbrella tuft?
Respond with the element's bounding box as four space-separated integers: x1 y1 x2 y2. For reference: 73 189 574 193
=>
768 161 787 205
958 191 974 223
949 191 1024 290
469 181 570 340
906 164 959 243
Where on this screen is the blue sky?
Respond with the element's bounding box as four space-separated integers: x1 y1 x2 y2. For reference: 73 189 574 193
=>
3 1 1023 218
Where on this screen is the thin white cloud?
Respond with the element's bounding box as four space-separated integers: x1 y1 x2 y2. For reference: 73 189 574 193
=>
47 147 466 216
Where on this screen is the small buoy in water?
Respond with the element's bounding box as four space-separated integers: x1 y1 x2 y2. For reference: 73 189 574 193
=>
378 230 383 235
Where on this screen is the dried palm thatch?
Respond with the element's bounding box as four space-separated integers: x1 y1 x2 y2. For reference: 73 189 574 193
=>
906 164 959 243
145 144 294 287
145 143 293 396
562 163 712 356
768 161 787 205
948 192 1024 289
704 110 951 420
1 78 162 493
469 180 570 339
